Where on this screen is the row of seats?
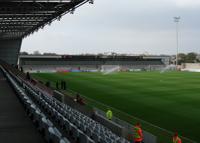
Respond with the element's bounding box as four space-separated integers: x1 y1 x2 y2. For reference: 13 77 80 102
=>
23 60 163 65
4 67 129 143
24 83 129 143
1 67 70 143
25 84 97 143
7 69 97 143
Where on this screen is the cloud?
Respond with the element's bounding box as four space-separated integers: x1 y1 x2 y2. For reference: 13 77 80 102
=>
174 0 200 8
21 0 200 55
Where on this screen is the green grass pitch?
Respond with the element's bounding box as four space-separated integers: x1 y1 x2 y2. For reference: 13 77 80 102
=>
32 71 200 142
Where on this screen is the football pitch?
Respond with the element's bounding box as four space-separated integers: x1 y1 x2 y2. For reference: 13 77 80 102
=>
32 71 200 142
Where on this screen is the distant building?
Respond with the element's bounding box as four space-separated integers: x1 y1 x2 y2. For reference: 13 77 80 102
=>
143 55 171 65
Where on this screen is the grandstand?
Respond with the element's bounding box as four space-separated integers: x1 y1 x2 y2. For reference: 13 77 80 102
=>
19 55 169 73
0 61 130 143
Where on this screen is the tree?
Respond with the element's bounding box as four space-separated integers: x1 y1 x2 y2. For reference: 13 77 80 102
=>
186 52 197 63
178 53 186 65
43 52 57 56
196 55 200 62
33 50 41 55
20 51 29 55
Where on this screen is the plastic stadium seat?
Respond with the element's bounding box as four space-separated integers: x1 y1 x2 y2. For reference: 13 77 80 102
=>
59 117 66 129
65 113 71 120
71 124 79 141
88 138 95 143
55 112 63 124
51 109 58 119
74 119 81 128
70 116 76 124
78 130 95 143
105 136 113 143
33 109 43 127
48 127 62 143
42 117 53 127
60 137 71 143
91 132 100 143
80 124 86 133
25 101 32 114
78 130 87 143
38 117 53 135
64 119 71 134
86 127 92 137
29 104 37 119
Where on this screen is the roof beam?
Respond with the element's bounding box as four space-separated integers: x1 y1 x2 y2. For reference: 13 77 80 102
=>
0 0 91 39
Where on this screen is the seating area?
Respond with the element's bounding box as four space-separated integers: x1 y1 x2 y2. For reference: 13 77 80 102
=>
0 65 129 143
22 65 99 73
19 55 166 73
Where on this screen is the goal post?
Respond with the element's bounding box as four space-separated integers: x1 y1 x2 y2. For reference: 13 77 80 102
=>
100 65 120 74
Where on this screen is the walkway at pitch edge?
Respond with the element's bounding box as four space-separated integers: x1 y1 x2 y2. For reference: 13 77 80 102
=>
0 70 45 143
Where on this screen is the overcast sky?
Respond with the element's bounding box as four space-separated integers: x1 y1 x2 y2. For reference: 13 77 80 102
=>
21 0 200 55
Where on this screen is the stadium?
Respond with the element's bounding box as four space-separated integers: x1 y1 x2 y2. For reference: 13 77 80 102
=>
0 1 200 143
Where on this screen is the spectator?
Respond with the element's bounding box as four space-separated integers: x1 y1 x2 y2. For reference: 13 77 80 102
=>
74 93 84 105
76 93 80 102
173 132 182 143
61 80 66 90
91 109 96 120
56 81 59 89
20 67 24 73
133 122 143 143
45 81 50 87
106 109 113 120
15 65 18 69
63 81 67 90
26 72 31 80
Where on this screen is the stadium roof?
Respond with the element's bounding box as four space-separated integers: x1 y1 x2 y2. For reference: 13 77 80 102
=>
0 0 92 40
20 55 62 58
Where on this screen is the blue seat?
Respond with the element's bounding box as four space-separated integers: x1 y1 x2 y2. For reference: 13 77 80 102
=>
91 132 100 143
71 124 79 141
38 117 53 136
64 119 71 134
48 127 62 143
60 137 71 143
79 130 95 143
